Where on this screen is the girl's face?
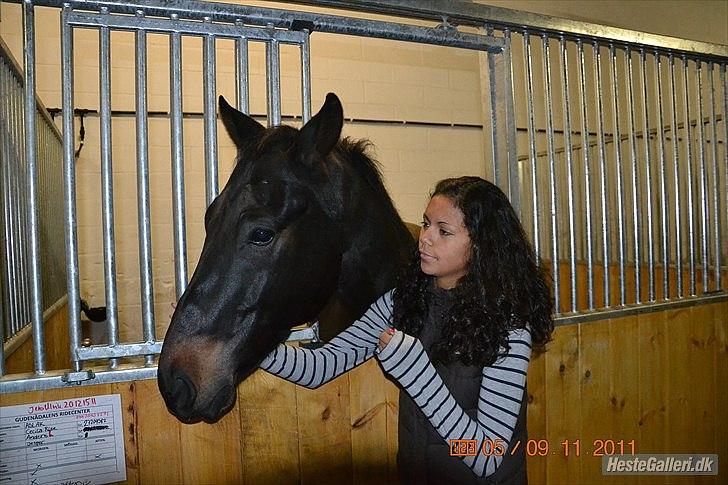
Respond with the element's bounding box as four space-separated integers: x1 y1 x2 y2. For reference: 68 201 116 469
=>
419 195 472 289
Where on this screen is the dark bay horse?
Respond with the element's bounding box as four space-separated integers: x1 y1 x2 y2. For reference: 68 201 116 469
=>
158 93 414 423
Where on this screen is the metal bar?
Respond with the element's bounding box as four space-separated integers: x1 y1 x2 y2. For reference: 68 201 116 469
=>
76 341 164 360
23 0 46 374
683 57 697 296
542 34 560 314
203 25 219 205
266 38 282 126
486 24 500 185
39 0 506 53
99 16 120 368
67 11 310 45
301 29 312 123
278 0 727 58
0 65 19 339
707 62 721 291
609 43 626 307
523 31 540 262
654 52 670 300
724 63 728 292
640 48 655 301
235 26 250 115
594 41 610 307
668 54 683 298
695 61 709 294
576 39 594 310
61 5 83 372
559 37 577 313
135 11 156 366
169 25 188 298
503 29 519 216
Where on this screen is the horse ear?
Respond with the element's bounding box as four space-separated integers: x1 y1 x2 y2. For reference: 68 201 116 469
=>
219 95 265 152
297 93 343 166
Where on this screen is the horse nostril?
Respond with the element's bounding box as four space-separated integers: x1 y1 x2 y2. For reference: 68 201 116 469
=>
171 370 198 411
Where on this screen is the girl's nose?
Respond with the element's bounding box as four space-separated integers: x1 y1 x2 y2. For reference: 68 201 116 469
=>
419 228 432 246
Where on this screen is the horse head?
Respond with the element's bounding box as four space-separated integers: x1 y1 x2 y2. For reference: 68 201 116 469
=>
158 93 413 423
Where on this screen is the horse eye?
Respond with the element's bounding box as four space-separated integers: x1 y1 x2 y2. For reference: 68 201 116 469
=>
249 228 275 246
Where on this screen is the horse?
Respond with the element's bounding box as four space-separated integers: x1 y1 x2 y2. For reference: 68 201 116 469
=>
157 93 415 423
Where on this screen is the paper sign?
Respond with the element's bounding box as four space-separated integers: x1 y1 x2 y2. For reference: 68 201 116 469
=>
1 394 126 485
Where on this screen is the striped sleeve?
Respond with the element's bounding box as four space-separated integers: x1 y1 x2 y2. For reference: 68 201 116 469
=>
375 326 532 478
259 290 394 389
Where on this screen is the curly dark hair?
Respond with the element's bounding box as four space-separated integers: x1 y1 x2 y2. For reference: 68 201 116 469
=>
392 176 554 367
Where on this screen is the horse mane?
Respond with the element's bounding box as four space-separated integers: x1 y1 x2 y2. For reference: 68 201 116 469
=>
334 137 403 224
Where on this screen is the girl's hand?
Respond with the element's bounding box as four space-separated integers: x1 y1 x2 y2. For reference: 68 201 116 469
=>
378 327 396 351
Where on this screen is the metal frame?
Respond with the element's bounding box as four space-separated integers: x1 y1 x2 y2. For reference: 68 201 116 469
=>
1 0 726 393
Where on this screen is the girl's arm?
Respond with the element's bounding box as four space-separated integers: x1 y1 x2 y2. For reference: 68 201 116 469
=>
375 326 531 478
259 290 394 389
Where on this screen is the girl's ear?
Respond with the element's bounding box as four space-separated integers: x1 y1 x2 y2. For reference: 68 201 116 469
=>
219 95 265 153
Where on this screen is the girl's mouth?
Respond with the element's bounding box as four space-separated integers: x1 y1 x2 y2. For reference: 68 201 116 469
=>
419 251 437 262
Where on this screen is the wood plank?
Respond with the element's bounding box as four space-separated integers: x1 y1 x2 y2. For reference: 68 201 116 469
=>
178 391 243 483
238 369 300 485
689 304 716 485
664 306 693 485
526 346 547 485
296 373 353 484
113 381 140 485
714 301 728 482
578 320 612 484
544 324 580 484
349 358 390 485
135 378 183 484
383 374 400 482
636 311 668 485
609 315 640 485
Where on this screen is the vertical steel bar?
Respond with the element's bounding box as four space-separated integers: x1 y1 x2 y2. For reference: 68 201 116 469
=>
654 52 670 300
61 5 82 372
576 40 594 310
542 34 560 314
23 0 46 374
135 11 156 365
723 63 728 291
169 25 188 298
594 41 611 307
486 25 500 184
523 31 540 262
695 61 709 294
10 46 28 339
99 17 119 367
668 54 683 298
639 48 656 301
683 56 697 296
301 30 312 123
203 25 219 206
234 28 250 114
609 43 626 307
266 38 281 126
503 29 520 216
0 63 18 340
559 37 577 312
708 62 721 291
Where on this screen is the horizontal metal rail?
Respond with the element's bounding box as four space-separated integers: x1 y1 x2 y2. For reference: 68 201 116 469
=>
284 0 728 59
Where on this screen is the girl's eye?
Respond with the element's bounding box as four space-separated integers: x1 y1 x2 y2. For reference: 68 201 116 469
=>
421 221 429 228
249 228 275 246
439 229 452 236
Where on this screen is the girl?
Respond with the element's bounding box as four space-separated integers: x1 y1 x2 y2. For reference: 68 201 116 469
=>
260 176 554 484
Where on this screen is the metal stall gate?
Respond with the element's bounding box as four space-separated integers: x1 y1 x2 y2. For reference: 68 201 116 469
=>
1 0 727 393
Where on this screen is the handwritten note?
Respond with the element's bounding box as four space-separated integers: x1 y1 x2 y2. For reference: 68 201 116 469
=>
1 394 126 485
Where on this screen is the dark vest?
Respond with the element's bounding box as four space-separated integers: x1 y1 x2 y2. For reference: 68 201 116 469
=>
396 284 528 485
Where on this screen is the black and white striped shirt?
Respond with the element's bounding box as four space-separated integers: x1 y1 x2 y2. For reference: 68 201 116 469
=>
259 289 532 478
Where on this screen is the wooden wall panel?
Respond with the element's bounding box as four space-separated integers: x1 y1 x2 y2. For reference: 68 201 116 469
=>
3 301 726 484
